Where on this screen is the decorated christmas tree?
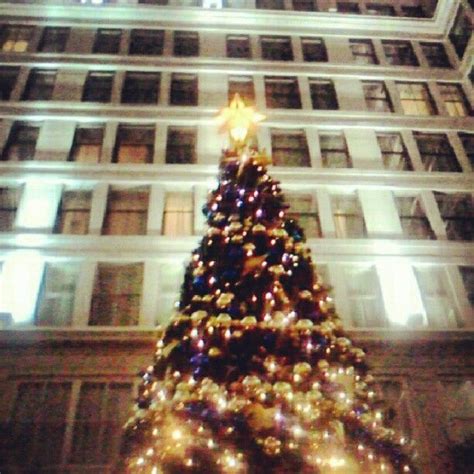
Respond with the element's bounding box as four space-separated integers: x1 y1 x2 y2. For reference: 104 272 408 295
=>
122 95 416 473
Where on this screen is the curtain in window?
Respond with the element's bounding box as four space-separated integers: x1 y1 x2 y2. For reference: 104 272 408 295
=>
397 83 434 115
163 192 193 236
0 187 20 231
55 190 91 235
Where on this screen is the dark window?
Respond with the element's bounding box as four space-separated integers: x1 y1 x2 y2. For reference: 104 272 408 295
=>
256 0 284 9
271 129 310 167
349 39 378 64
309 79 338 110
382 40 419 66
459 133 474 167
414 133 461 172
129 29 164 55
22 69 56 100
265 76 301 109
292 0 318 10
0 25 34 52
93 29 121 54
0 187 21 231
337 2 360 13
362 81 393 112
170 73 198 106
320 132 351 168
54 190 92 235
228 76 255 105
394 195 435 239
301 37 327 62
173 31 199 57
38 27 69 53
459 266 474 307
420 42 452 68
2 122 40 161
434 192 473 241
82 72 114 102
449 6 471 59
438 83 472 117
261 36 293 61
121 72 160 104
396 82 437 115
226 35 250 59
69 125 104 163
166 127 197 164
401 6 427 17
366 4 395 15
0 66 19 100
376 132 412 170
113 125 155 164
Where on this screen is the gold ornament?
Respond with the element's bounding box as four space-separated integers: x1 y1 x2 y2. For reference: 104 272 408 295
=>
216 293 235 309
268 264 285 276
216 313 232 325
208 347 222 357
252 223 266 233
273 381 292 396
241 316 257 327
263 436 282 456
299 290 313 300
191 310 208 322
272 228 288 238
295 319 314 330
293 362 312 376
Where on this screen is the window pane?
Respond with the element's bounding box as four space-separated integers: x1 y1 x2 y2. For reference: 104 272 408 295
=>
261 36 293 61
0 66 20 100
93 28 121 54
166 127 196 164
54 190 92 234
271 130 310 167
434 192 473 241
383 40 418 66
129 29 164 55
1 25 34 53
121 72 160 104
331 194 366 237
285 193 321 237
349 39 378 64
69 125 104 163
397 82 436 116
170 73 198 106
376 133 412 170
301 38 327 62
309 79 338 110
173 31 199 57
38 27 69 53
414 133 461 172
459 133 474 167
228 76 255 106
2 122 40 161
226 35 250 59
362 81 393 112
22 69 56 101
82 72 114 102
0 186 21 231
265 76 301 109
163 192 193 236
113 125 155 164
459 266 474 307
320 132 351 168
420 42 451 68
394 195 435 239
438 83 471 117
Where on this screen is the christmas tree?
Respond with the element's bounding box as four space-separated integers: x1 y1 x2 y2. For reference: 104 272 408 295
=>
122 95 416 473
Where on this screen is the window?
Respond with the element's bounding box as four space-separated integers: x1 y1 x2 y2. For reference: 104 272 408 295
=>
173 31 199 57
309 79 338 110
434 192 473 241
459 133 474 167
449 6 471 59
286 193 321 237
93 29 121 54
292 0 318 11
414 133 461 172
113 125 155 164
420 42 451 68
382 40 419 66
438 83 471 117
264 76 301 109
401 5 426 17
170 73 198 106
166 127 197 164
256 0 284 8
366 3 395 15
459 266 474 307
2 122 40 161
362 81 393 112
163 192 193 236
69 125 104 163
271 129 310 167
121 72 160 104
349 39 378 64
0 187 20 231
343 264 386 327
376 133 412 170
129 29 164 55
138 0 168 3
228 76 255 105
0 66 19 100
301 37 327 62
320 132 351 168
69 382 132 465
394 195 434 239
82 72 113 102
35 263 80 326
226 35 250 59
22 69 56 101
54 190 92 235
396 82 436 115
261 36 293 61
0 25 34 52
38 27 69 53
414 266 459 327
337 2 360 13
89 262 143 325
331 193 366 237
376 380 412 436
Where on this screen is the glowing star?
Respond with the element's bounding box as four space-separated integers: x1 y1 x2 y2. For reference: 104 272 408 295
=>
216 93 265 145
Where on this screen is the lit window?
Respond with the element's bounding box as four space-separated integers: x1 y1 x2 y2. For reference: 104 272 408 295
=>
459 266 474 307
0 25 34 52
362 81 393 112
166 127 197 164
256 0 284 9
331 193 366 238
0 66 19 100
35 262 80 326
285 193 321 237
459 133 474 167
366 3 395 15
382 40 419 66
449 6 471 59
121 72 160 104
54 190 92 235
438 83 471 117
349 39 378 64
309 79 338 110
420 42 452 68
336 2 360 13
396 82 436 115
434 192 473 241
69 125 104 163
394 195 435 239
292 0 318 11
301 37 327 62
38 27 69 53
129 29 164 55
226 35 250 59
82 71 114 102
102 187 150 235
173 31 199 57
228 76 255 105
414 133 461 172
89 262 143 326
1 122 40 161
113 124 155 164
0 187 21 231
170 73 198 106
93 28 121 54
162 192 193 236
264 76 301 109
261 36 293 61
376 132 412 170
320 132 351 168
271 129 310 167
21 69 56 101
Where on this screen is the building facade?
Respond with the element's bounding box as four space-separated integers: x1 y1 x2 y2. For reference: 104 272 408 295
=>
0 0 473 472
